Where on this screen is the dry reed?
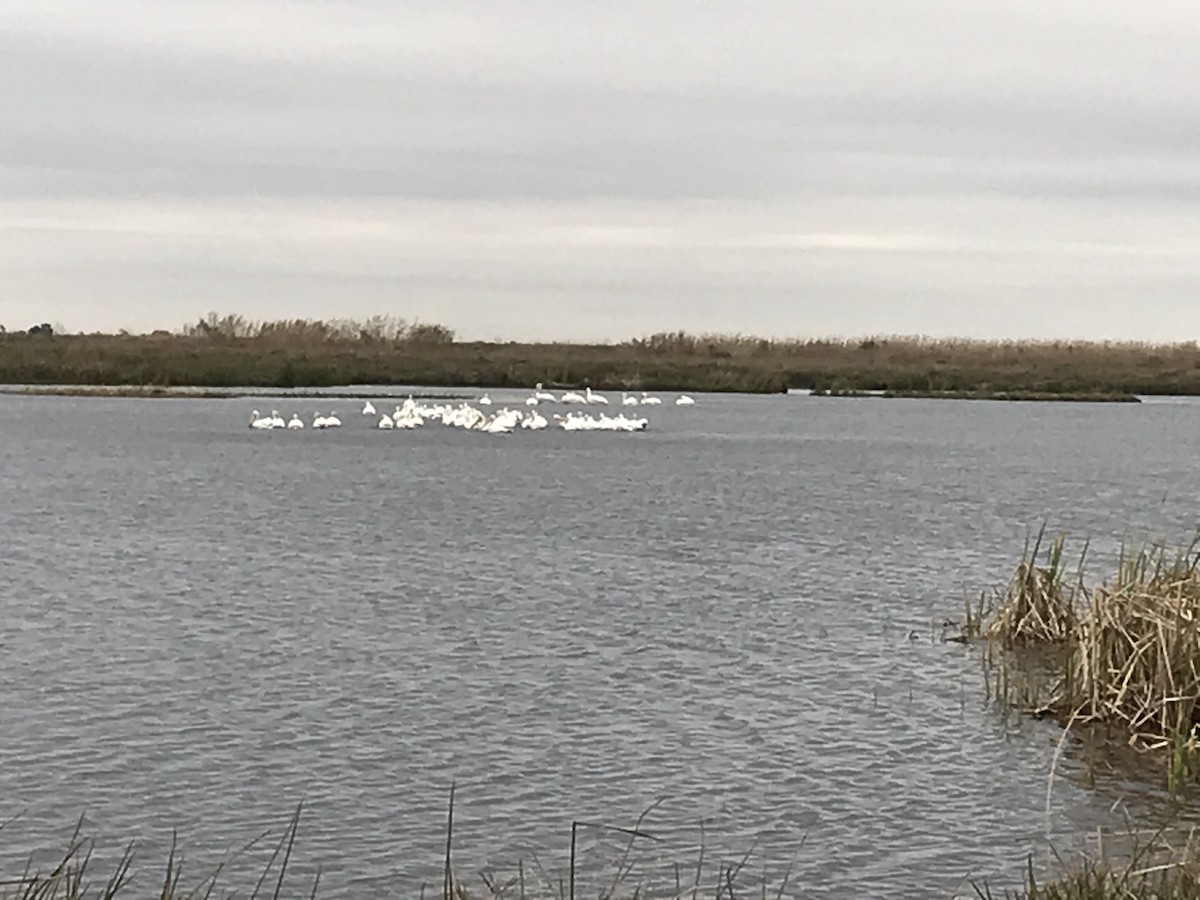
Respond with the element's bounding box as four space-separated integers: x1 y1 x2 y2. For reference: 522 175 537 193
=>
985 530 1082 646
973 824 1200 899
4 314 1200 393
977 530 1200 789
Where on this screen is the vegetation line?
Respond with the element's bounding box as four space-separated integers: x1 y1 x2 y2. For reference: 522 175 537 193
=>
0 386 472 400
1 313 1197 396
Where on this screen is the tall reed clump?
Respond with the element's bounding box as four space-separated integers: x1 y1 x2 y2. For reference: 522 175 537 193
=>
979 530 1200 789
985 530 1082 646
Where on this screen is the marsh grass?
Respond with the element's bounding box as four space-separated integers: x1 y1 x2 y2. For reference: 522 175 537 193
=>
0 804 314 900
14 796 1196 900
972 529 1200 790
985 530 1084 647
433 787 796 900
4 316 1200 393
0 386 233 399
2 794 794 900
974 825 1200 899
963 524 1200 900
0 386 470 400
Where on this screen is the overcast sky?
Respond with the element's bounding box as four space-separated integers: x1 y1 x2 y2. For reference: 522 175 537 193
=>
3 1 1199 341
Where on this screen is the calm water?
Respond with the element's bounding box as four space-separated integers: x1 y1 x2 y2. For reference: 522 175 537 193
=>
2 390 1198 898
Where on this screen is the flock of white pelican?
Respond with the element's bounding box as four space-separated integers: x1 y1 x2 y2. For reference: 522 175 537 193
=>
248 385 697 435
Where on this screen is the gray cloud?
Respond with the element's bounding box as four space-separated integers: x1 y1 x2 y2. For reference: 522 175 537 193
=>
3 0 1200 340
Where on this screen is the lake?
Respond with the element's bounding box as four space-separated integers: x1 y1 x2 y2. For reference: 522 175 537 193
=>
2 389 1197 898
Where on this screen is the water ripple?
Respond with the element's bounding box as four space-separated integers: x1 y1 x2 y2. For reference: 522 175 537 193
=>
1 394 1196 896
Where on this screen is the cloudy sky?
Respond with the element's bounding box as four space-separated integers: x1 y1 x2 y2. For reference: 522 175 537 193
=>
3 1 1199 341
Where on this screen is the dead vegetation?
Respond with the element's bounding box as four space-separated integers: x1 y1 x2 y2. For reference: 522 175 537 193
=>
1 315 1198 393
969 529 1200 791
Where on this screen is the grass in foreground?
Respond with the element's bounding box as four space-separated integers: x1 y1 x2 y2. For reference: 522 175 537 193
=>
1 792 797 899
0 804 314 900
10 788 1200 897
974 826 1200 899
13 801 1200 899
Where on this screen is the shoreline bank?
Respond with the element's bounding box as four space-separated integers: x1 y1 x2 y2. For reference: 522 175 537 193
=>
2 327 1198 397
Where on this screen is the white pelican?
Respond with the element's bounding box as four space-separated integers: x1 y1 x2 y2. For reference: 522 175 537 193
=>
525 395 539 406
675 395 696 406
312 411 328 429
640 392 662 405
480 408 520 434
585 387 609 405
533 383 558 402
363 400 376 415
249 410 273 429
521 410 549 430
378 414 395 429
561 390 587 404
553 411 649 432
324 411 342 427
479 393 492 406
287 414 304 429
394 408 424 429
621 392 639 406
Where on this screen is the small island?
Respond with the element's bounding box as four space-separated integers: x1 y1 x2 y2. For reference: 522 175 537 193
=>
812 388 1143 403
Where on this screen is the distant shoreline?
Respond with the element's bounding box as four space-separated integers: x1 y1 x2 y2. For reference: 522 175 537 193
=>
1 324 1197 397
0 385 473 400
0 385 1146 403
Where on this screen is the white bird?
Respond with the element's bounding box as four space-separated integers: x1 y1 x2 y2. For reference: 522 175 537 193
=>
479 393 492 406
552 411 649 432
525 395 539 406
622 392 639 406
585 387 609 405
249 410 273 429
675 394 696 406
521 410 549 430
561 389 587 404
554 412 593 431
533 383 558 402
312 411 328 429
378 414 395 429
639 392 662 405
394 409 423 429
269 410 286 428
363 400 376 415
480 408 520 434
392 398 425 428
287 414 304 429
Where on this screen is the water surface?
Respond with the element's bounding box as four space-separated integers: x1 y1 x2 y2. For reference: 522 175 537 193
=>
2 390 1196 897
